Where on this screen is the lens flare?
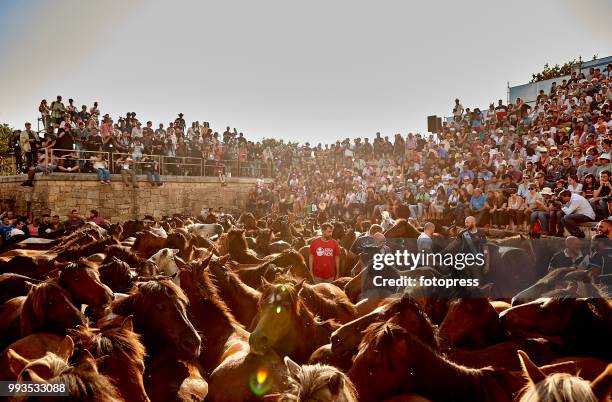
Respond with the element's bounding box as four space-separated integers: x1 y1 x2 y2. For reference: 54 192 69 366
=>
276 305 282 314
249 367 272 396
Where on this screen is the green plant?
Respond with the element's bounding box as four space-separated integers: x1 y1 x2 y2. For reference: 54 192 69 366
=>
530 59 577 83
0 123 14 175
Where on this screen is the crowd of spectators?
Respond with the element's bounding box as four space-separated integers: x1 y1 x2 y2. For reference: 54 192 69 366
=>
5 63 612 238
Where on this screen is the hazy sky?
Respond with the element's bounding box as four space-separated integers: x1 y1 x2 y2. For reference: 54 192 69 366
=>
1 0 611 144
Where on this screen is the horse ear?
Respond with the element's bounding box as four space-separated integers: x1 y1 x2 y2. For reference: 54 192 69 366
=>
56 335 74 362
518 350 546 384
590 363 612 402
284 356 302 379
77 349 99 374
7 349 30 377
47 268 61 279
121 315 134 332
24 281 36 293
328 372 345 395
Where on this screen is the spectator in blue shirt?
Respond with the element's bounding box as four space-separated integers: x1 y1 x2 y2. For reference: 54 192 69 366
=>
0 215 15 242
478 166 493 182
459 164 474 184
469 188 490 226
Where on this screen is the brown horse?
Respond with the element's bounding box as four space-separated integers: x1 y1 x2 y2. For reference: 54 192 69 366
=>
69 316 149 402
278 356 359 402
296 280 358 324
104 244 146 269
226 227 267 264
175 256 249 377
249 280 339 363
59 260 114 309
500 298 612 361
98 257 136 294
261 249 314 284
0 254 58 280
111 279 201 361
12 347 122 401
348 322 523 402
438 297 507 349
517 350 612 402
207 254 261 328
0 273 38 304
20 279 86 338
56 236 120 262
145 349 208 402
0 333 66 381
0 296 27 350
384 219 421 238
132 230 168 259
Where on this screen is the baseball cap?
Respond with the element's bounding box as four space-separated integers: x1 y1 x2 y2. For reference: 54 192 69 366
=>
586 155 594 161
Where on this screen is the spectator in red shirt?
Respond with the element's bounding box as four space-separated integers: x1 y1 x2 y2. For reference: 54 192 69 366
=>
309 222 340 283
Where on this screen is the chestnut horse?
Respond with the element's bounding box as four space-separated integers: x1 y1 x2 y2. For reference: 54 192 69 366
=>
249 280 339 363
0 273 39 304
348 322 523 402
111 279 201 362
69 316 149 402
207 254 261 328
0 333 66 380
59 260 114 309
12 347 122 401
20 279 86 338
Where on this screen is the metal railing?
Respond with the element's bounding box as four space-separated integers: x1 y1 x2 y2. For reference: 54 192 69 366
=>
13 147 274 178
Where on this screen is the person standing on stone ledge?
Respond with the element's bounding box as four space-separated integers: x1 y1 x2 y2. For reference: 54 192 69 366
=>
142 155 163 187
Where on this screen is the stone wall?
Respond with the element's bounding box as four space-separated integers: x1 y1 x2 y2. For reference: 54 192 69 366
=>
0 174 264 222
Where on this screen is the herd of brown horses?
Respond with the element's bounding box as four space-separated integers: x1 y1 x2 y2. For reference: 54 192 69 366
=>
0 212 611 402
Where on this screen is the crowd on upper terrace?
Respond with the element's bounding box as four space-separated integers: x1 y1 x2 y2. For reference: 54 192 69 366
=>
4 63 612 238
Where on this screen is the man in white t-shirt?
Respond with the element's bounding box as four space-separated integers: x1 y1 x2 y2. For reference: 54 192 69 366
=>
417 222 435 253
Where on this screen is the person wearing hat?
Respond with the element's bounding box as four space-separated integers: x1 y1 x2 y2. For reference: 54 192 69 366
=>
578 155 599 180
530 187 555 235
597 154 612 176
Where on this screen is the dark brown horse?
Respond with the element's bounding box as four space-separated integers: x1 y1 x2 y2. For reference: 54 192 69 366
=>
69 316 149 402
131 230 168 259
249 280 339 363
348 322 523 402
145 349 208 402
111 279 201 361
438 297 507 349
226 227 267 264
98 257 135 294
384 219 421 238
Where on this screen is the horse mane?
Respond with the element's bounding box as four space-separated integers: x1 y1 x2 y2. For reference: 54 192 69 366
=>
112 278 189 317
104 245 145 268
20 279 75 336
359 322 516 401
297 281 358 321
186 258 240 326
283 363 358 402
383 297 440 350
98 257 134 293
68 323 145 370
518 372 597 402
58 236 120 261
25 353 122 401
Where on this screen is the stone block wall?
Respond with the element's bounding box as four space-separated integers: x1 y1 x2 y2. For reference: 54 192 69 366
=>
0 174 264 222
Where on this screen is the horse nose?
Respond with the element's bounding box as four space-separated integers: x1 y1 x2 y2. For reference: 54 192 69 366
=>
249 332 269 355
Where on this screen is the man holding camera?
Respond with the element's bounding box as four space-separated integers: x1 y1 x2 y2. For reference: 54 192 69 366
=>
590 170 612 218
